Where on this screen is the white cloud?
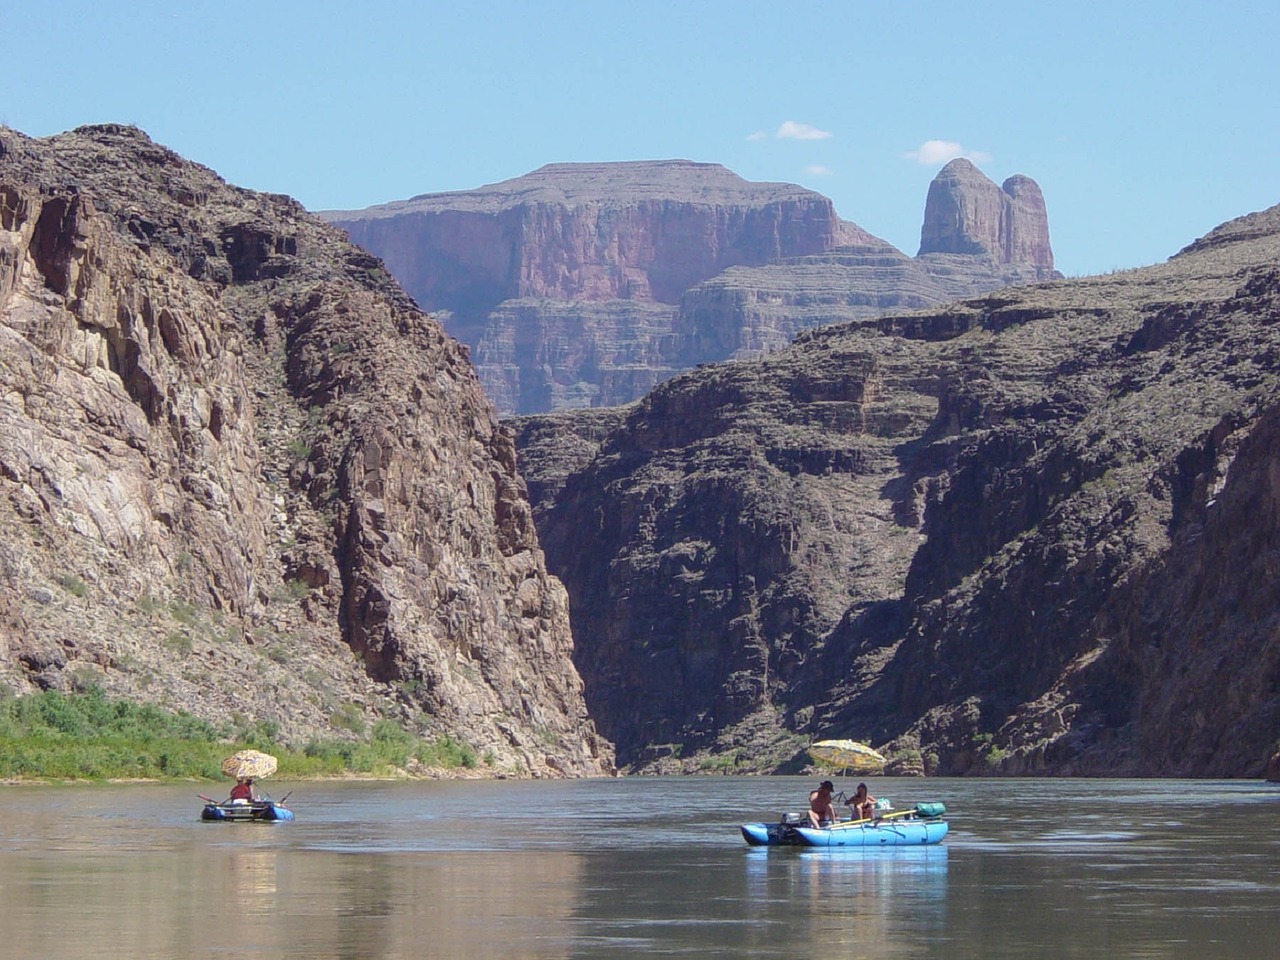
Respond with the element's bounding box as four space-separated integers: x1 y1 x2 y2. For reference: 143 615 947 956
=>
804 165 833 176
904 139 991 164
746 130 768 141
777 120 832 141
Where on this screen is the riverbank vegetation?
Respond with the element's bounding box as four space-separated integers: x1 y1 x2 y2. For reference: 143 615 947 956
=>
0 686 478 781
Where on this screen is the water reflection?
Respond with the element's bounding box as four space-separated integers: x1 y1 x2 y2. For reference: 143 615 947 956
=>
203 848 586 960
227 847 278 910
743 844 949 896
736 846 949 957
0 779 1275 959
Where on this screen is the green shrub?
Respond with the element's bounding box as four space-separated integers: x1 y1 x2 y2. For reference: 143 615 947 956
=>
57 574 88 598
269 579 311 604
417 734 477 770
0 689 482 780
698 752 741 773
533 725 557 747
169 600 199 625
330 703 366 735
0 689 230 779
163 632 194 656
231 717 280 748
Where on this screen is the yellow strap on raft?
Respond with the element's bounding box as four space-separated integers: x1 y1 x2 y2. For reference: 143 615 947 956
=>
827 809 918 830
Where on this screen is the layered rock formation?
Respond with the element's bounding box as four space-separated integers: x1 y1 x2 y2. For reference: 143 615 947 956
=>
324 161 1058 414
918 158 1055 270
668 241 1053 367
0 124 611 776
514 203 1280 777
325 160 866 308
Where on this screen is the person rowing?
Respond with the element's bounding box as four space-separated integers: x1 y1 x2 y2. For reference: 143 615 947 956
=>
228 777 259 804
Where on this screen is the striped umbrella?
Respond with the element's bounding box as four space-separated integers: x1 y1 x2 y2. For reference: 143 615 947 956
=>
220 749 278 780
807 739 887 773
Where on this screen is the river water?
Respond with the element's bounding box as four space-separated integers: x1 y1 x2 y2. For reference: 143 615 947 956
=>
0 777 1275 959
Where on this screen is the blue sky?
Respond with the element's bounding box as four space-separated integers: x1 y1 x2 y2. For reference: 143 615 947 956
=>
5 1 1278 277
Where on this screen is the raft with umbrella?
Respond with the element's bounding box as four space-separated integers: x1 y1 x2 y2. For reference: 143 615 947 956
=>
200 750 294 822
740 736 946 845
740 803 948 847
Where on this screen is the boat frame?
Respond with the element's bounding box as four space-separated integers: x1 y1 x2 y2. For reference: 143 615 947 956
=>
200 799 294 822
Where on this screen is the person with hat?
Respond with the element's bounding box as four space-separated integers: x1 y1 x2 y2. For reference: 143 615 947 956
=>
807 780 837 827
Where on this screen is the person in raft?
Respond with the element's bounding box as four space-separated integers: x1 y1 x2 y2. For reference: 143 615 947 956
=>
229 777 258 804
808 780 837 827
847 782 877 820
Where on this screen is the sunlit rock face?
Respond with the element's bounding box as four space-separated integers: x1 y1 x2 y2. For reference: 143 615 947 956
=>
0 123 613 777
917 158 1055 273
325 160 864 308
324 160 1058 414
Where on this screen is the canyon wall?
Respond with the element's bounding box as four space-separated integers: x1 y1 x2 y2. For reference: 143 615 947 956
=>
0 124 611 776
515 204 1280 777
325 161 1058 414
326 160 866 308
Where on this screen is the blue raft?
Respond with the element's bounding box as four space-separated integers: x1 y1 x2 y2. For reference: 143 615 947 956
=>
741 802 947 847
201 800 295 822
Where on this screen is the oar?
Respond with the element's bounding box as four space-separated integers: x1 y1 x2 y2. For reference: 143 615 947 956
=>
828 809 917 830
277 791 293 805
197 794 220 804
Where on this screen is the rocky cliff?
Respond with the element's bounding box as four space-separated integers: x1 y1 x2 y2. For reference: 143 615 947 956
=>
918 158 1055 271
667 241 1054 368
325 161 867 308
324 161 1058 414
514 204 1280 777
0 124 612 777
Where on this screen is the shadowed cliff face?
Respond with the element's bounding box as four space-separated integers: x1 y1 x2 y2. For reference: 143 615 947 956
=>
0 124 612 777
325 160 1058 415
515 203 1280 777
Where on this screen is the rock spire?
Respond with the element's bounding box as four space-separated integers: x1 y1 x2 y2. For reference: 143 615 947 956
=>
918 158 1054 272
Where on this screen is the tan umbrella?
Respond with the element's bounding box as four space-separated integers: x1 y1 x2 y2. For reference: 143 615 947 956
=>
221 749 278 780
808 739 887 774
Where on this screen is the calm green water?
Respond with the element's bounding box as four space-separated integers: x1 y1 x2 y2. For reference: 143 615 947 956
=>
0 777 1275 958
